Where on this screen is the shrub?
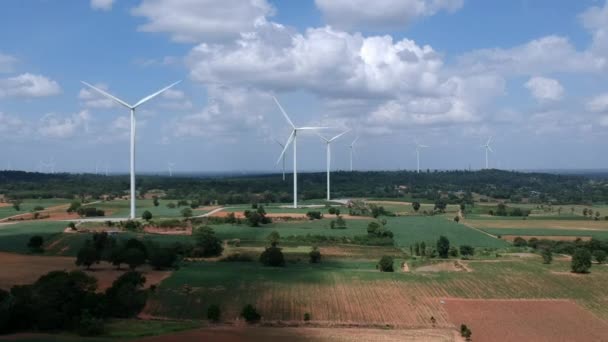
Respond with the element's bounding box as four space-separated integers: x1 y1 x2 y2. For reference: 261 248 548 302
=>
453 216 460 223
267 231 280 245
207 304 221 322
219 253 254 262
142 210 152 221
367 222 380 235
460 324 472 340
105 271 147 318
77 310 105 336
306 211 323 220
33 206 45 211
449 246 459 257
571 248 592 273
193 226 223 257
460 245 475 259
309 246 321 263
593 250 607 264
436 236 450 258
260 245 285 267
27 235 44 253
513 237 528 247
181 207 193 218
541 247 552 264
166 202 176 209
148 247 178 270
76 244 99 270
378 256 394 272
328 207 337 215
124 248 146 270
67 201 81 213
304 312 311 321
68 222 77 230
241 304 261 323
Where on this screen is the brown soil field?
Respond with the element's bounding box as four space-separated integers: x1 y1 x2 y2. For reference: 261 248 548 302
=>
501 235 592 242
136 326 457 342
444 299 608 342
415 262 467 273
0 252 171 291
0 202 11 208
366 200 413 206
144 226 192 235
467 219 608 230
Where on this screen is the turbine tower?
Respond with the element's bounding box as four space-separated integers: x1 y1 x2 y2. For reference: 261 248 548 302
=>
349 136 359 172
414 140 429 173
319 130 350 201
273 138 286 181
81 80 181 219
167 162 175 177
274 96 328 208
482 136 494 169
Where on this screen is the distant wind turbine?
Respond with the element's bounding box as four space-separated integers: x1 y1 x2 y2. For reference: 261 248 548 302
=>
273 138 286 181
319 130 350 201
274 96 329 208
482 136 494 169
167 162 175 177
414 140 429 173
81 80 181 219
349 136 359 172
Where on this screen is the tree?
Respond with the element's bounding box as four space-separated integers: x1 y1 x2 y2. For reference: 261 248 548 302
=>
181 207 193 218
460 245 475 259
593 250 607 264
449 246 459 257
166 202 176 209
193 226 223 257
149 247 178 270
335 215 347 228
260 245 285 267
513 237 528 247
453 216 460 223
76 245 99 270
306 211 323 220
541 248 552 264
460 324 472 341
12 200 21 211
378 256 394 272
267 231 280 246
309 246 321 263
367 221 380 235
414 242 420 256
142 210 152 222
420 242 426 256
434 199 447 213
67 201 81 213
571 248 592 273
27 236 44 253
153 196 159 207
104 271 147 318
436 236 450 258
123 248 146 270
412 202 421 212
241 304 261 323
207 304 221 322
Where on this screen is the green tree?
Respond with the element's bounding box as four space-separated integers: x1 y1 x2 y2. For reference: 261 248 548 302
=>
436 236 450 258
260 245 285 267
378 256 394 272
153 196 159 207
309 246 321 263
460 245 475 259
193 226 223 257
149 247 178 270
207 304 221 322
571 248 592 273
123 248 146 270
104 271 147 318
142 210 152 222
412 202 421 212
513 237 528 247
166 202 176 209
76 245 99 270
367 221 380 235
12 200 21 211
593 250 607 264
541 248 552 264
267 231 280 246
181 207 193 218
27 236 44 253
241 304 261 323
453 216 460 223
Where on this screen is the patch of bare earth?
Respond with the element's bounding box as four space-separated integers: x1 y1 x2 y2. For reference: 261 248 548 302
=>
136 326 456 342
144 226 192 236
443 299 608 342
467 219 608 231
415 261 469 273
0 252 171 291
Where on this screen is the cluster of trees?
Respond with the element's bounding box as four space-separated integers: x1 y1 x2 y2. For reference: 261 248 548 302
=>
518 236 608 273
410 237 474 259
243 204 272 227
348 200 393 218
488 203 530 217
0 270 147 336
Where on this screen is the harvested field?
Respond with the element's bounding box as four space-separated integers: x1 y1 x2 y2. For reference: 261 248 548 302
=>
415 261 468 273
443 299 608 342
501 235 592 242
137 326 457 342
0 252 171 291
467 219 608 231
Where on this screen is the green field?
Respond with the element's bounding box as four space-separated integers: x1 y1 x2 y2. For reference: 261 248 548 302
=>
0 221 68 254
482 228 608 239
83 199 189 219
0 198 70 219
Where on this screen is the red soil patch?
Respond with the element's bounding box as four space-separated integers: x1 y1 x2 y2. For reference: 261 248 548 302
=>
0 252 171 291
144 226 192 236
0 202 11 208
443 299 608 342
501 235 592 242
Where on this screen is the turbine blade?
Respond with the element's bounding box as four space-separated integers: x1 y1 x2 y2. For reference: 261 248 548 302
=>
133 80 182 108
487 136 493 145
488 146 494 153
297 126 330 130
273 138 284 148
276 130 295 164
273 96 296 129
329 129 351 142
317 133 330 143
81 81 131 109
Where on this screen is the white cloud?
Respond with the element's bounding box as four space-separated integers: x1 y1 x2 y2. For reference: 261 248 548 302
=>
580 1 608 59
600 115 608 127
131 0 275 43
315 0 463 30
587 93 608 113
38 111 91 139
524 76 564 102
0 53 18 73
0 73 61 98
0 112 27 138
90 0 114 11
457 35 604 75
79 83 119 109
162 89 185 100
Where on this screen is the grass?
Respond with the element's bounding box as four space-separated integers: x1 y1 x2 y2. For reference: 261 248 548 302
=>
0 198 70 219
83 199 186 219
104 319 202 338
481 228 608 240
0 221 68 254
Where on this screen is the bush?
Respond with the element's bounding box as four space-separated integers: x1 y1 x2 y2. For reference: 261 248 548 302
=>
27 235 44 253
306 211 323 220
193 226 223 257
328 207 337 215
309 246 321 263
378 256 394 272
105 271 147 318
453 216 460 223
219 253 254 262
260 245 285 267
77 310 105 336
267 231 280 246
513 237 528 247
241 304 261 323
541 248 552 264
142 210 152 221
593 250 607 264
304 312 311 321
460 245 475 259
436 236 450 258
571 248 592 273
460 324 472 340
148 247 178 270
207 304 221 322
449 246 459 257
76 244 99 269
166 202 176 209
124 248 146 270
181 207 193 218
367 222 380 235
33 206 45 211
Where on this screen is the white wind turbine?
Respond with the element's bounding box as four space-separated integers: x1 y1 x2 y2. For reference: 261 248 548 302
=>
482 136 494 169
167 162 175 177
349 136 359 172
81 80 181 219
319 130 350 201
273 138 287 181
414 140 429 173
274 96 328 208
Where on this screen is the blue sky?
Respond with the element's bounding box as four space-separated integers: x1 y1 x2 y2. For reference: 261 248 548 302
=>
1 0 608 173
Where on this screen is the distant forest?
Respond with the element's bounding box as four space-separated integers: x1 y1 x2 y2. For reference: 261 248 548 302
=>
1 170 607 205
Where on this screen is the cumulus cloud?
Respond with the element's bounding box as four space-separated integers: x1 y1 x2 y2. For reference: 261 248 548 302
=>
0 73 61 98
90 0 114 11
0 112 27 137
587 93 608 113
38 111 92 139
131 0 275 43
0 53 18 73
580 1 608 59
315 0 463 30
524 77 564 102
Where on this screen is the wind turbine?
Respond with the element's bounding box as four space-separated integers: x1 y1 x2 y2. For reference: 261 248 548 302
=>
273 138 286 181
81 80 181 219
167 162 175 177
349 136 359 172
482 136 494 169
274 96 328 208
319 130 350 201
414 140 429 173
